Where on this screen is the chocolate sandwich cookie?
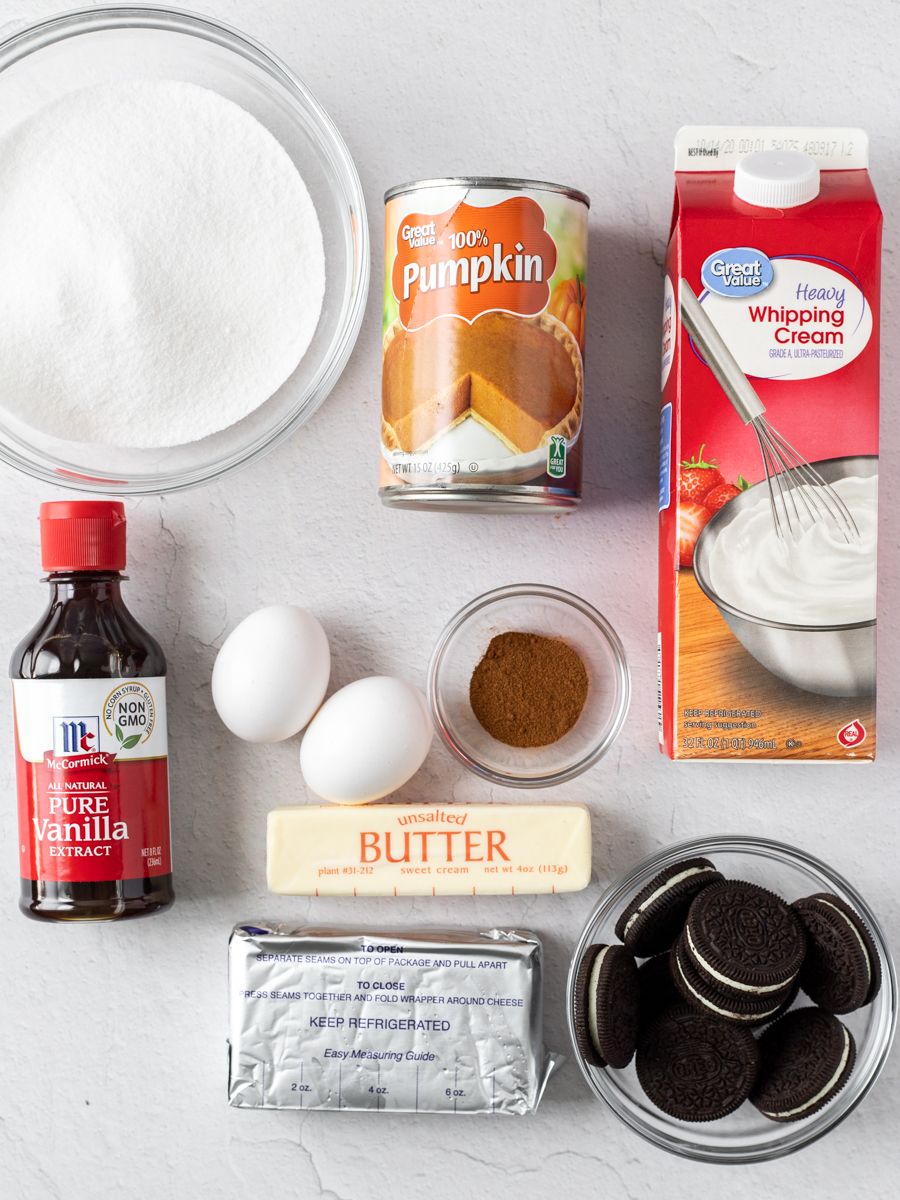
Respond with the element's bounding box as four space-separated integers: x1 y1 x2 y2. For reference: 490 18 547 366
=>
767 975 802 1025
752 1007 856 1123
673 932 791 1025
573 943 639 1069
793 893 881 1014
637 952 681 1029
573 944 606 1067
636 1005 759 1122
685 879 806 999
615 856 723 956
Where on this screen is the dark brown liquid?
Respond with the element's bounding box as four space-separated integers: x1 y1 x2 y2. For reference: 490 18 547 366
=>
11 571 174 921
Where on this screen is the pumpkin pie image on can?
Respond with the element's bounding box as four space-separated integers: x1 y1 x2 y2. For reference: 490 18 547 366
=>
380 177 589 512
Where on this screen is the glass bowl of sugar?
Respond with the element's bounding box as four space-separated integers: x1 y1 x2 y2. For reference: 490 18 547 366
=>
0 7 368 493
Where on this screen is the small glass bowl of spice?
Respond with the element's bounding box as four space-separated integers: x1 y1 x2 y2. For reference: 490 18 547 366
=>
428 584 630 787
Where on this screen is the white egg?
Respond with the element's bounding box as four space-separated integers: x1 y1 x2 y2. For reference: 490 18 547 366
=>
212 605 330 743
300 676 433 804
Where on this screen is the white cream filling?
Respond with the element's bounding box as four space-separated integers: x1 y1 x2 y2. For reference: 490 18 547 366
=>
675 952 782 1023
686 924 795 995
762 1026 851 1119
815 898 872 990
586 946 611 1056
623 865 717 937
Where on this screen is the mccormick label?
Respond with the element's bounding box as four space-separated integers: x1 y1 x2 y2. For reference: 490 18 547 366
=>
380 178 588 508
13 677 171 882
658 127 881 761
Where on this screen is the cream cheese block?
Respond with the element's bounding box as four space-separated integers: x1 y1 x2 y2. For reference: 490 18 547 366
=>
267 803 592 896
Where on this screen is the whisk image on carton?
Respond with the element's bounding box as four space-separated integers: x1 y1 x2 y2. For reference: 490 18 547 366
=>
658 127 881 761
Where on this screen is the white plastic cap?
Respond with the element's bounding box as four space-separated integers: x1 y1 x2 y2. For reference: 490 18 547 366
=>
733 150 820 209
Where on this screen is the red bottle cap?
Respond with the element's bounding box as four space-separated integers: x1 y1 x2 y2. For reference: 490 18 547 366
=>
40 500 127 572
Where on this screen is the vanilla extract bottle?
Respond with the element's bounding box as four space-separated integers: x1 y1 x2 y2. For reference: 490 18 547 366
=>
11 501 174 920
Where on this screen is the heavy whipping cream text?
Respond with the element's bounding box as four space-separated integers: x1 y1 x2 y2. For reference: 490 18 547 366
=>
748 286 846 344
700 260 871 379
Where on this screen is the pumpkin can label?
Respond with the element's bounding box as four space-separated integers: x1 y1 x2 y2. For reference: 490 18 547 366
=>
380 178 589 509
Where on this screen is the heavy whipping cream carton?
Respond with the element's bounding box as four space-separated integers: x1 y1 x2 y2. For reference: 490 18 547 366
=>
659 127 881 761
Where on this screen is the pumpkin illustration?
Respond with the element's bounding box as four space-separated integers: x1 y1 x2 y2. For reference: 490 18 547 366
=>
548 276 586 355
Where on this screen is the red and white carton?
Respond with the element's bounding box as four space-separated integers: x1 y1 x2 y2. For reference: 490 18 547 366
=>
659 127 881 761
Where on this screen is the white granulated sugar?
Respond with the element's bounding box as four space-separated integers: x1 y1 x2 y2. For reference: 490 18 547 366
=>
0 81 325 447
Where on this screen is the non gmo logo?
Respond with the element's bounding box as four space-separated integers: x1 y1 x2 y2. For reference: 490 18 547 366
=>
701 247 774 298
103 681 156 751
52 716 100 756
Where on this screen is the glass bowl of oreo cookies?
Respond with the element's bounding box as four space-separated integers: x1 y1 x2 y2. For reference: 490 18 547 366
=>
566 835 896 1163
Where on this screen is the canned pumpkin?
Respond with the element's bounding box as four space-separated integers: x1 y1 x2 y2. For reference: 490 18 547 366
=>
380 177 589 512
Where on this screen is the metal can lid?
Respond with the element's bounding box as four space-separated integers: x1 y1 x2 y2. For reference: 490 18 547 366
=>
384 176 590 208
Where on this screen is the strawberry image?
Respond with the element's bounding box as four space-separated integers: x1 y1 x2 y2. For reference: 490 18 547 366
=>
705 475 751 514
704 483 739 512
677 502 712 567
679 445 723 504
675 447 749 565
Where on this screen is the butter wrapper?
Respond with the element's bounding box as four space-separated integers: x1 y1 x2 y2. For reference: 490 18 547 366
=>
228 923 559 1115
267 803 592 896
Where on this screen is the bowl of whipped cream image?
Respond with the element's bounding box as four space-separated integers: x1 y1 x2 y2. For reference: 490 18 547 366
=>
692 456 876 697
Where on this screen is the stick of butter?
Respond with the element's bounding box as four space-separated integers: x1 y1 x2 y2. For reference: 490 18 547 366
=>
267 804 592 896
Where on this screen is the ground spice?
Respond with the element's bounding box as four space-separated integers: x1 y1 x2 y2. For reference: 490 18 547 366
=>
469 631 589 748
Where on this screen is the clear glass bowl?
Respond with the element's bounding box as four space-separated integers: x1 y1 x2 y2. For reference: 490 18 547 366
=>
567 835 897 1163
427 584 630 787
0 6 369 493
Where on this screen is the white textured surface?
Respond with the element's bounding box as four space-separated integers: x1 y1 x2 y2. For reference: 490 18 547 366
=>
0 1 898 1196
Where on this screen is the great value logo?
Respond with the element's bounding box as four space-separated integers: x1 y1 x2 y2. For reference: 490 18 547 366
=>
701 247 775 297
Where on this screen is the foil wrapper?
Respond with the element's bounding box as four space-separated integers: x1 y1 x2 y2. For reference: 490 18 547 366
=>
228 922 559 1115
